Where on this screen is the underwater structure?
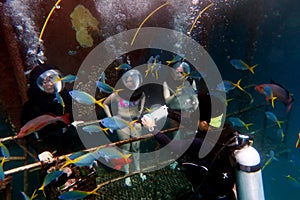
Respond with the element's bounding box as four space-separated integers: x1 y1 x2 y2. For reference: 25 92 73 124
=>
0 0 299 199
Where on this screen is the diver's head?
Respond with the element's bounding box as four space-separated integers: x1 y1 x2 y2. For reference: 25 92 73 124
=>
29 64 63 94
121 69 143 91
197 93 226 131
172 61 191 80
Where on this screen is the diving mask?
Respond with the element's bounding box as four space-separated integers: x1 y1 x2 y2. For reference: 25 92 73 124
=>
121 69 143 90
36 69 63 93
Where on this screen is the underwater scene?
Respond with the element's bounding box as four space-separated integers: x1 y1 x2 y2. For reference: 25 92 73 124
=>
0 0 300 199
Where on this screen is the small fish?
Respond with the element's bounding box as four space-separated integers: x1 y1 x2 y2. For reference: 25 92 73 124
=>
217 80 236 93
60 148 103 169
39 170 64 197
96 81 123 94
265 111 284 128
255 80 294 113
55 92 65 111
68 50 77 56
69 90 105 108
227 79 254 104
17 113 70 138
96 147 132 170
262 150 278 170
285 174 299 184
54 74 77 83
0 158 6 181
100 116 137 131
20 192 30 200
58 186 100 200
82 125 109 135
166 54 184 65
295 133 300 148
226 98 234 106
98 72 106 83
230 59 258 74
110 156 132 170
145 55 161 80
0 142 10 159
115 63 132 71
20 190 38 200
228 117 253 130
277 128 285 142
228 79 245 92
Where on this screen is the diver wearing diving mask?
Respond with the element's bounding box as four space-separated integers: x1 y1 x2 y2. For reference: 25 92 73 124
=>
103 68 147 187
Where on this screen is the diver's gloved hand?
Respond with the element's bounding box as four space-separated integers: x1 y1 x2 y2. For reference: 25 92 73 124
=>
141 114 156 132
38 151 54 163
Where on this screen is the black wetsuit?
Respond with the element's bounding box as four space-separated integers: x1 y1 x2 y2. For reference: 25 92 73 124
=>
153 123 237 200
20 64 84 156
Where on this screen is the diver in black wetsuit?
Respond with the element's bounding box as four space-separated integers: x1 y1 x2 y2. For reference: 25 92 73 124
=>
21 64 84 159
141 94 249 200
20 64 96 198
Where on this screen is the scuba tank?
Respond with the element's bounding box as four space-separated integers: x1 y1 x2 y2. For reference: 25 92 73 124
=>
233 134 265 200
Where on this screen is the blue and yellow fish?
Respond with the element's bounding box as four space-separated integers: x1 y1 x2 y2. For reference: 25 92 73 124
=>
277 128 285 142
20 190 38 200
58 186 100 200
39 170 64 196
0 142 10 159
230 59 258 74
295 133 300 148
54 74 77 83
228 117 253 130
100 116 137 131
69 90 105 108
217 80 236 93
55 92 65 110
166 54 184 66
115 63 132 71
82 125 109 135
0 158 7 181
265 111 284 128
60 148 103 169
145 55 162 80
96 81 123 94
262 150 278 170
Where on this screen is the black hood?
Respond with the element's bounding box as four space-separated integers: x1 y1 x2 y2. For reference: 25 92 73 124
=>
27 64 57 99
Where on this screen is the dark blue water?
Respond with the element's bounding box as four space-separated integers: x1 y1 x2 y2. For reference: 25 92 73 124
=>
208 0 300 199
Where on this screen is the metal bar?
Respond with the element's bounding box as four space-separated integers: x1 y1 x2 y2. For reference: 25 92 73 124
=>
4 127 179 176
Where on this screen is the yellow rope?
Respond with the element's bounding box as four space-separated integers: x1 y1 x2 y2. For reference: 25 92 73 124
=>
39 0 62 40
131 2 169 46
188 2 214 36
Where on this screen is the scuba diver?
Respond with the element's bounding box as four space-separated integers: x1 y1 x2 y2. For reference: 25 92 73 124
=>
20 64 95 198
163 60 199 139
141 93 252 200
163 61 198 112
21 64 84 159
103 68 147 187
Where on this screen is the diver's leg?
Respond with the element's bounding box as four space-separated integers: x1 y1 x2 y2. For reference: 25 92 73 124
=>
131 123 146 181
117 127 132 186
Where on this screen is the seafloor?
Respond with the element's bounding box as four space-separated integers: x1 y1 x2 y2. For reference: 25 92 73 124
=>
95 166 191 200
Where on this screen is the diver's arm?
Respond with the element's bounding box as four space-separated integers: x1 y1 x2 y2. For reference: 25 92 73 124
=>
102 93 115 117
139 93 146 116
141 115 202 154
163 81 175 104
